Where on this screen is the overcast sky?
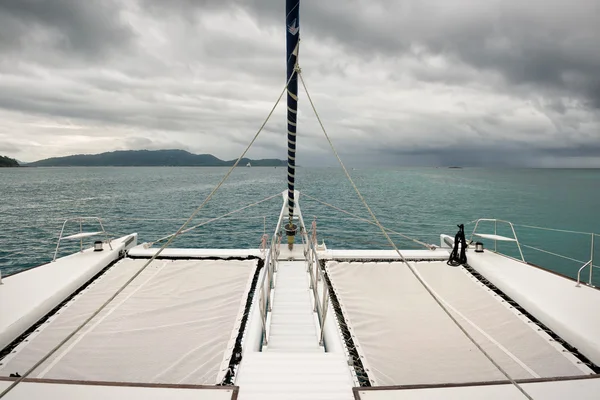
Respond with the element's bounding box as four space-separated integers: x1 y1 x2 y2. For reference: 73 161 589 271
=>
0 0 599 166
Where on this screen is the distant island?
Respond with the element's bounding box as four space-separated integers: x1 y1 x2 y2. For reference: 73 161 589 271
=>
0 155 19 167
27 150 286 167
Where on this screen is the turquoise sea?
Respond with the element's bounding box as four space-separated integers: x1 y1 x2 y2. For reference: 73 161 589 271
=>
1 167 599 284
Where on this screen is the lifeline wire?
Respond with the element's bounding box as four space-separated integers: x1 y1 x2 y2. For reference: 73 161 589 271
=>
301 192 434 249
150 193 282 245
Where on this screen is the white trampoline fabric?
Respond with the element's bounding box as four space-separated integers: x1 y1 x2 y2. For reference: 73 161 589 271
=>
0 258 257 385
326 261 587 386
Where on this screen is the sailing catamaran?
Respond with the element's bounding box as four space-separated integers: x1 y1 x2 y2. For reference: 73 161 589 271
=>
1 1 599 399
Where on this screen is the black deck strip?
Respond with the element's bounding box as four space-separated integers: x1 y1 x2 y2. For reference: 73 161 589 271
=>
463 263 600 373
220 258 264 386
322 260 372 387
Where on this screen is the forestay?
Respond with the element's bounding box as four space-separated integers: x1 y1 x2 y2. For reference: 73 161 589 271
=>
0 259 258 385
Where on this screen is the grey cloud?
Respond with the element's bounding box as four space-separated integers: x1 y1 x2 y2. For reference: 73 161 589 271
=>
0 0 135 59
0 0 598 167
153 0 600 110
0 68 277 135
0 141 20 153
235 1 600 110
363 144 592 168
538 144 600 158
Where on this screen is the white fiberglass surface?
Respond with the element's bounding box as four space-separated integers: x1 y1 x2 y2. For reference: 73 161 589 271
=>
326 261 589 386
468 250 600 367
0 258 257 385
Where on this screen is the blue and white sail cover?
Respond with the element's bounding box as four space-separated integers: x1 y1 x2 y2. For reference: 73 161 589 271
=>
286 0 299 225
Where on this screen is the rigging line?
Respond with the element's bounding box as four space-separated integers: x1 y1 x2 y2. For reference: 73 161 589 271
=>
0 72 295 400
149 193 282 246
36 261 168 378
301 192 434 249
520 243 587 265
311 215 455 226
299 72 535 400
318 230 440 238
514 224 594 236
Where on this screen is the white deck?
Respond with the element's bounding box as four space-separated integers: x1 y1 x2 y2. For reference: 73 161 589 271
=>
237 352 354 400
4 238 600 399
0 259 257 385
320 249 448 260
0 234 137 350
0 379 237 400
277 246 306 260
468 250 600 367
326 261 591 386
128 246 262 258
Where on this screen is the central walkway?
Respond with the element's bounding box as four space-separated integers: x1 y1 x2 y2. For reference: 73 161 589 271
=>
236 257 354 400
267 261 322 353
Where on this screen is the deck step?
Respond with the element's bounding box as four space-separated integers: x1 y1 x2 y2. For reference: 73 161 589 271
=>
236 353 354 400
267 261 321 353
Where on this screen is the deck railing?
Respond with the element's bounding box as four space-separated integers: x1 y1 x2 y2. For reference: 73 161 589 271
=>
256 193 287 346
308 240 329 346
297 212 330 346
256 191 331 348
470 218 525 261
257 236 278 346
53 217 113 261
470 218 598 287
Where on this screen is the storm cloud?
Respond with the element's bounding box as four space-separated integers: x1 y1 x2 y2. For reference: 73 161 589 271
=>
0 0 598 166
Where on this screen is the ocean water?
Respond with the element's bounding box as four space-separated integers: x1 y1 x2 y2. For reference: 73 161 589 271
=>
1 167 599 284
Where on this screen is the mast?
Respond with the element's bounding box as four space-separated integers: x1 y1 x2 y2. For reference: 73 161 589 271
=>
285 0 300 249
